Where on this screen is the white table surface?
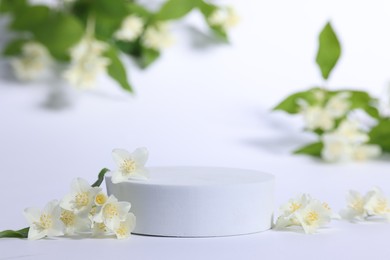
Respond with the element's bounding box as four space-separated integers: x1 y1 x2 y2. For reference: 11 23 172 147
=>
1 0 390 259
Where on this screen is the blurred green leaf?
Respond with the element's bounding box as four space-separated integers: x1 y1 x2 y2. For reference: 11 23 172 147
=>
0 0 27 14
139 47 160 68
9 5 49 31
369 119 390 152
155 0 198 21
126 3 152 18
198 1 218 17
33 13 84 60
273 87 321 114
316 22 341 80
0 227 29 238
294 142 323 157
2 38 29 56
104 46 133 92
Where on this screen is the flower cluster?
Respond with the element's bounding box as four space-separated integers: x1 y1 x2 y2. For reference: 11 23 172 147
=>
23 178 136 240
63 36 111 89
273 21 390 162
11 42 52 81
2 0 237 99
321 120 381 162
340 187 390 222
274 194 332 234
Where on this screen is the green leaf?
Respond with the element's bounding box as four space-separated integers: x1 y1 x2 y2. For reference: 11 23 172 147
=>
198 1 218 17
198 2 229 41
33 13 84 60
209 26 228 42
155 0 198 21
2 38 29 56
91 168 110 188
369 119 390 152
294 142 323 157
316 22 341 80
0 0 27 14
273 87 321 114
0 227 29 239
139 47 160 68
9 5 49 31
126 3 152 18
104 47 133 92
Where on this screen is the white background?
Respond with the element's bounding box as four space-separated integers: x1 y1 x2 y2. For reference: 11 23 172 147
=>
1 0 390 259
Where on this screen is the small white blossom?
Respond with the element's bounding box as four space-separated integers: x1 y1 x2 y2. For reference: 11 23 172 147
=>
114 15 144 42
24 200 64 240
60 178 101 215
11 42 52 81
114 213 136 239
94 195 131 230
63 36 110 89
302 106 334 131
94 192 108 206
340 188 390 222
353 145 381 161
325 92 351 118
208 6 239 30
364 187 390 221
321 132 353 162
143 23 174 50
275 194 311 228
111 147 149 183
295 200 332 234
334 120 368 144
339 190 368 221
60 209 91 235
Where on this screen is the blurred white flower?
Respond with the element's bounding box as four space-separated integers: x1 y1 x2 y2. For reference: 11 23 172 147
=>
60 209 91 235
94 195 131 230
114 15 144 42
63 37 110 89
295 199 332 234
114 213 136 239
321 119 381 162
143 23 174 50
325 92 351 118
340 188 390 222
60 178 101 215
11 42 52 81
322 133 353 162
364 187 390 221
353 145 381 161
340 190 368 221
334 120 368 144
24 200 64 240
302 106 334 131
208 6 239 30
111 147 149 183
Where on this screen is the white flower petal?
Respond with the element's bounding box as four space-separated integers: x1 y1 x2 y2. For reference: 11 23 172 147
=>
112 149 131 166
27 227 46 240
132 147 149 166
23 207 41 224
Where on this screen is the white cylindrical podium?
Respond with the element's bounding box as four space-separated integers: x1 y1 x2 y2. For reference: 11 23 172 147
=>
106 167 274 237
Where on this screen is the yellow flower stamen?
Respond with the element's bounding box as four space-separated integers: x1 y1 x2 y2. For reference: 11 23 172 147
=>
95 193 107 206
75 192 89 207
116 223 128 238
39 214 53 229
305 211 319 224
290 202 301 212
120 159 136 175
104 204 118 219
61 210 75 227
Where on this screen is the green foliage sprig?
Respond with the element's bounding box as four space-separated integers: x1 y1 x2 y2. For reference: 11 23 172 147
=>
0 0 238 93
274 22 390 162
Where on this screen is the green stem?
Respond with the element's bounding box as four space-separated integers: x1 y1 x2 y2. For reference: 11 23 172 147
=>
0 227 29 238
91 168 110 187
